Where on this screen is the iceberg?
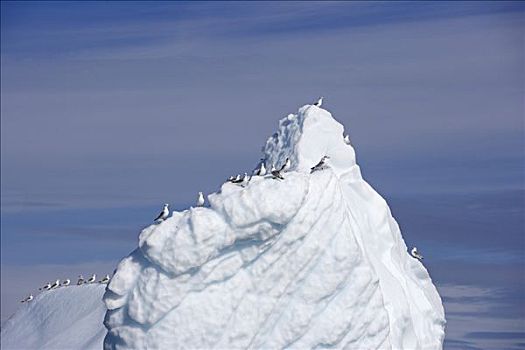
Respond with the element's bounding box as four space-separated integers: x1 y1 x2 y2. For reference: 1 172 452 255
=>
1 284 107 350
103 105 446 349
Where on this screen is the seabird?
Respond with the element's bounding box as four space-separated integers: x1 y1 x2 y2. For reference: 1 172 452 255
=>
411 247 424 260
99 274 111 284
258 162 267 176
279 158 291 172
344 134 351 145
314 97 323 107
231 174 243 183
271 164 284 180
196 192 205 207
253 159 267 176
239 172 249 186
87 274 96 284
154 204 169 222
310 156 330 173
21 294 33 303
39 282 52 291
50 279 60 289
227 175 235 182
62 279 70 287
77 275 85 285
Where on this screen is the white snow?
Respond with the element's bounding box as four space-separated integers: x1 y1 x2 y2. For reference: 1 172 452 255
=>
0 104 445 349
1 284 107 350
103 105 446 349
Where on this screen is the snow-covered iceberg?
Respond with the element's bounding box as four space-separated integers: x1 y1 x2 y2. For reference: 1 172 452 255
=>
103 105 445 349
1 284 107 350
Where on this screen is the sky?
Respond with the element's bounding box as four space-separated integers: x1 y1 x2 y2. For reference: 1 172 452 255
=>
1 1 524 349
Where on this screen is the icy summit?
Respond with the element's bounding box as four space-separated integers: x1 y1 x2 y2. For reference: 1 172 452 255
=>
1 100 445 350
101 100 446 349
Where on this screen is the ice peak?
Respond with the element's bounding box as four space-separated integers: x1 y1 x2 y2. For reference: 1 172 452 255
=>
262 105 359 179
102 103 445 350
1 103 445 350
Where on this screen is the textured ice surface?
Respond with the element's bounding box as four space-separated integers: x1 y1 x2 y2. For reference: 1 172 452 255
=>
1 284 106 350
103 105 445 349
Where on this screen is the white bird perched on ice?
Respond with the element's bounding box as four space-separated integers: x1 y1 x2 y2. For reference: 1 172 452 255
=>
99 274 110 284
62 279 70 287
253 159 267 176
77 275 85 285
21 294 33 303
271 164 284 180
313 97 323 107
344 134 351 145
279 158 291 172
231 172 246 185
87 274 96 284
154 204 169 222
39 282 51 291
310 156 330 173
50 279 60 289
196 192 205 207
230 174 243 183
411 247 424 260
258 162 267 176
240 172 249 186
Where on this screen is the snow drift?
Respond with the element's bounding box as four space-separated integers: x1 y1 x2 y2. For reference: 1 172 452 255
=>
103 104 446 349
1 285 107 350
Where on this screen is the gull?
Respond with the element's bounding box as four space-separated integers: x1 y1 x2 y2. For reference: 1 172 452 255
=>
21 294 33 303
310 156 330 173
196 192 205 207
39 282 52 291
271 164 284 180
154 204 169 222
258 162 267 176
99 274 110 284
231 174 243 184
62 279 71 287
344 134 351 145
231 173 247 185
253 159 267 176
50 279 60 289
313 97 323 107
279 158 291 172
77 275 85 285
87 274 96 284
411 247 424 261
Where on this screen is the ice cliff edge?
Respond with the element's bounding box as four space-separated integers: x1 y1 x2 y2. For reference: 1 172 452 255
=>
103 105 446 349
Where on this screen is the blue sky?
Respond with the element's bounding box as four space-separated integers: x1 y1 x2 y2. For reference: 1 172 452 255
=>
1 2 524 348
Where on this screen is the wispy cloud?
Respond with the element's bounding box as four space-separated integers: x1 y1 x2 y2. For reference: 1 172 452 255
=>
1 4 523 348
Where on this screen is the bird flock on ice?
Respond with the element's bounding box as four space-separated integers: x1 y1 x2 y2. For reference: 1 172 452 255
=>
152 97 334 221
18 97 425 306
20 273 112 304
150 97 425 263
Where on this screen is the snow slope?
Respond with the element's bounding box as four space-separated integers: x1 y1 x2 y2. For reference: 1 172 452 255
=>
1 284 106 350
103 105 445 349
